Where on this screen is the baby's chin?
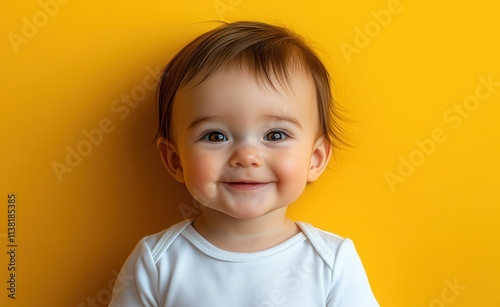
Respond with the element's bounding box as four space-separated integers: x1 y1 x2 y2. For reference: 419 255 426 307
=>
216 205 289 222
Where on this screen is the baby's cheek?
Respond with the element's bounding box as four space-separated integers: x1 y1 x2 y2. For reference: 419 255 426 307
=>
184 152 220 204
273 152 310 187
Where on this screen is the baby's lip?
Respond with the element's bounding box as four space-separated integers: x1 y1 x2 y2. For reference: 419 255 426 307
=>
221 181 269 190
224 180 264 183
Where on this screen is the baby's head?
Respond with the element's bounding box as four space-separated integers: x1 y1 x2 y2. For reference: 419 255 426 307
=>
156 21 344 219
157 21 346 148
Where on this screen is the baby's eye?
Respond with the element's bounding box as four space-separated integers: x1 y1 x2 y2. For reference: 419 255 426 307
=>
264 130 288 142
202 131 228 142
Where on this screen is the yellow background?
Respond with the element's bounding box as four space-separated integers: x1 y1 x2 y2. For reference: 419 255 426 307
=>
2 0 499 306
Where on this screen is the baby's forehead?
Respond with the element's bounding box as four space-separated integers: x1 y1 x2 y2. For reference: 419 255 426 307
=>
183 61 316 98
174 64 318 126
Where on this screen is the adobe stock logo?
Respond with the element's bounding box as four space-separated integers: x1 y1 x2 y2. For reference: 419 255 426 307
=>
7 0 72 54
213 0 243 20
385 74 499 192
77 268 135 307
253 256 315 307
51 65 161 182
428 278 467 307
340 0 409 63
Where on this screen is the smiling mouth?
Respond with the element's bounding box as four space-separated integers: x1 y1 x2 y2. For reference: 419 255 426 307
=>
222 182 269 190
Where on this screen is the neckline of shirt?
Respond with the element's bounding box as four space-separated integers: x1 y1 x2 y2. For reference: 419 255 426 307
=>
181 223 307 262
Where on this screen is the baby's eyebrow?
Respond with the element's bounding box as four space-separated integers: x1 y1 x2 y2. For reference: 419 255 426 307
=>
265 115 302 129
186 115 302 130
187 116 221 130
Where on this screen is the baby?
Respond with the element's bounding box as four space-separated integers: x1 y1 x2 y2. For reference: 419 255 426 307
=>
109 21 379 306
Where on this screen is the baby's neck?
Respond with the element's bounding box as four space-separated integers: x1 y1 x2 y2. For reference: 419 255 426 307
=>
192 209 300 253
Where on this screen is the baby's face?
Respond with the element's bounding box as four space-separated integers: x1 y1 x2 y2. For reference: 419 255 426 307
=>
168 66 326 220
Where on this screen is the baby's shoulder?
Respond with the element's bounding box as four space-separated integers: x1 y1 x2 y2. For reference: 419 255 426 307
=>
296 221 346 249
140 219 194 262
296 221 355 269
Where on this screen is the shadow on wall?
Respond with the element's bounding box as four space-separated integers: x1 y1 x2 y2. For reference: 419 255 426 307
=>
74 72 194 307
127 91 193 227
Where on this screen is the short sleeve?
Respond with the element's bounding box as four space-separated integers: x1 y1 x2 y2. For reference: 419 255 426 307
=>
327 238 379 307
108 239 159 307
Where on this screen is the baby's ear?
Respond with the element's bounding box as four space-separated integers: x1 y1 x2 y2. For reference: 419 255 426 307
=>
157 138 185 183
308 136 332 182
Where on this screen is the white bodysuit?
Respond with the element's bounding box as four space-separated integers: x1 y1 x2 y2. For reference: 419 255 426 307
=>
109 219 379 307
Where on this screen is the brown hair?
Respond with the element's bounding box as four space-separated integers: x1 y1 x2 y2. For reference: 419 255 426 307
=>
156 21 347 149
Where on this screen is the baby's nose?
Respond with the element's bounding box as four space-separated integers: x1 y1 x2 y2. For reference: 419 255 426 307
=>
228 146 263 168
